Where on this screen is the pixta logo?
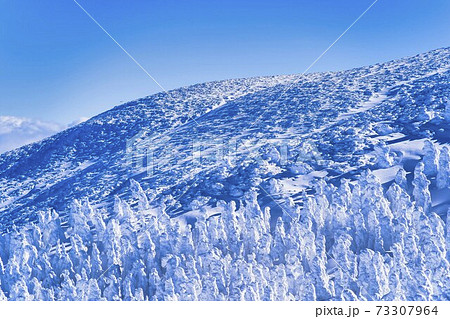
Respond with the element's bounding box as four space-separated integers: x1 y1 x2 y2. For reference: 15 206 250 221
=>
125 128 323 178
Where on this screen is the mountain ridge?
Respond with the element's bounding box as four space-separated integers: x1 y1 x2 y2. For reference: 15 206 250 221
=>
0 46 449 230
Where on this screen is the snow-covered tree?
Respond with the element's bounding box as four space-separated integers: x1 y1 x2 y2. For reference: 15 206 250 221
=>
412 162 432 213
0 160 447 301
374 141 394 168
423 140 439 176
437 146 450 189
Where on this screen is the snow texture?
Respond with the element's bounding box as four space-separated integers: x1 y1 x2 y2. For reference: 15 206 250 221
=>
0 47 450 300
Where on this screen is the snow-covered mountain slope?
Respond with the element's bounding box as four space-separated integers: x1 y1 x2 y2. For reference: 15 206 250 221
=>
1 47 449 230
0 47 450 301
0 75 296 228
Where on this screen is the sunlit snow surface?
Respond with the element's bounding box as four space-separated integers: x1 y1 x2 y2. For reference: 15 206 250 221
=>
0 48 449 300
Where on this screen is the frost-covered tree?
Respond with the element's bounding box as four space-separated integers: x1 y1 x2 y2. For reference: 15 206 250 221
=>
394 168 408 189
374 141 394 168
67 200 92 243
412 162 432 213
130 179 150 212
87 279 103 301
0 158 448 301
423 140 439 176
9 279 32 301
437 146 450 189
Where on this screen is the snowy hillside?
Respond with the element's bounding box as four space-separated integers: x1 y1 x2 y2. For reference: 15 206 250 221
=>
0 47 449 300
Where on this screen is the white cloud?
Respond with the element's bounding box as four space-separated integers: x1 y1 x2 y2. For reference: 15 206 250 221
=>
0 116 65 154
68 117 89 127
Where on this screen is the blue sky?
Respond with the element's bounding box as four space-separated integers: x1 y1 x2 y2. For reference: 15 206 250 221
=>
1 0 449 124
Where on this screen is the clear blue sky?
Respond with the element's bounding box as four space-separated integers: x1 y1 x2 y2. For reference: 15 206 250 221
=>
1 0 449 124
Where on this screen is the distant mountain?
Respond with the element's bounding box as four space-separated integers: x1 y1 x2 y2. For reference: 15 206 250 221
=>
0 116 64 154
